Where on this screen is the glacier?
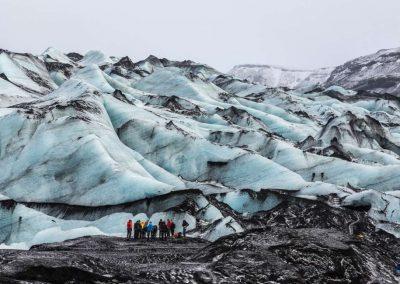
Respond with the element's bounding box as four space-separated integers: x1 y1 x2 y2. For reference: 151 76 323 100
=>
1 47 400 250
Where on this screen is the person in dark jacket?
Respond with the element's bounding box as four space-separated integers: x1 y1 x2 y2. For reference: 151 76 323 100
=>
159 219 167 240
158 219 163 237
182 219 189 237
134 220 141 239
126 220 133 240
151 225 158 239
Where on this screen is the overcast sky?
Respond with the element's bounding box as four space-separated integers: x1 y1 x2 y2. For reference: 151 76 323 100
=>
1 0 400 72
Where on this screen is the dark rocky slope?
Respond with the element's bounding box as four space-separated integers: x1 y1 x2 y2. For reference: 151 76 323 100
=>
1 198 399 284
325 47 400 96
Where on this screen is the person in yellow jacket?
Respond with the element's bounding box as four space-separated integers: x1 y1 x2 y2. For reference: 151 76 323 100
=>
140 220 146 239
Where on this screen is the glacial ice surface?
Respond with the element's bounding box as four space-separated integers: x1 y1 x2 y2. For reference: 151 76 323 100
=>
1 48 400 247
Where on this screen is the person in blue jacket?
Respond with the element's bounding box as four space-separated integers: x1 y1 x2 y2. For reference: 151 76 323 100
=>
146 221 154 240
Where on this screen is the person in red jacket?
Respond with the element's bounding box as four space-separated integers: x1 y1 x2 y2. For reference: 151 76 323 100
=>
170 220 176 237
126 219 133 240
166 219 172 238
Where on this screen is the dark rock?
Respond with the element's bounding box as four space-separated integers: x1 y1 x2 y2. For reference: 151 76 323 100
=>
115 56 136 69
112 89 132 104
0 236 209 284
24 68 53 92
1 197 400 283
45 61 73 78
66 52 84 62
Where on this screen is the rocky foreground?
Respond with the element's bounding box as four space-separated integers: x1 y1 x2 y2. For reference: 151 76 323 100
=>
0 200 399 284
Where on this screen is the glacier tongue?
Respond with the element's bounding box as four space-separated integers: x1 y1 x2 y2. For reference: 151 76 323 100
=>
1 48 400 248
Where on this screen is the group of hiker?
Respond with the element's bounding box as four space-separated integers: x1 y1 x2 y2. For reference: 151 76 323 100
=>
126 218 189 240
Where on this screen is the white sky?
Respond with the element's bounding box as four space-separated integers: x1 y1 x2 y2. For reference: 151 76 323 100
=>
1 0 400 72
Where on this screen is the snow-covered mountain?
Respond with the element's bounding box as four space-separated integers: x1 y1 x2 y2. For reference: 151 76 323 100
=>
1 47 400 251
229 64 333 89
325 47 400 95
231 47 400 96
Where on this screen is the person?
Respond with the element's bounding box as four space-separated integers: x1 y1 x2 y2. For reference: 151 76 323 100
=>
162 221 168 240
151 225 158 239
159 219 167 240
182 219 189 237
146 221 154 240
144 220 149 234
170 220 176 237
126 219 133 240
140 220 146 239
158 219 164 239
166 219 172 237
134 220 141 239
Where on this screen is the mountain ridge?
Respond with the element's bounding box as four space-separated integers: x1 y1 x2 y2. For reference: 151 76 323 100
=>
230 46 400 95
